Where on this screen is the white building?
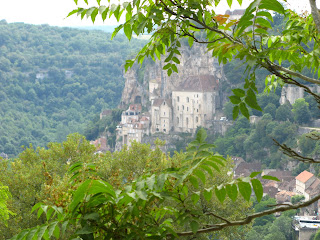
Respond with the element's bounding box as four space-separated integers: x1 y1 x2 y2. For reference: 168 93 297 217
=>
171 75 219 133
151 98 173 134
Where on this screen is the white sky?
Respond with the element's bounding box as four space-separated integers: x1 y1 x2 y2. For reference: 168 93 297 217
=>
0 0 310 27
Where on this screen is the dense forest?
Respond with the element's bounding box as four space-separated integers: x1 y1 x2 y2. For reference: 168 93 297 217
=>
0 20 145 156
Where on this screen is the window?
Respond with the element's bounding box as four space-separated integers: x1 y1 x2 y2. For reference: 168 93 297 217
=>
197 94 198 98
164 112 165 116
187 97 189 102
178 106 179 110
196 116 199 123
177 96 180 102
177 117 179 124
164 129 166 132
186 117 189 128
163 101 166 105
197 109 198 112
187 107 189 111
182 105 184 110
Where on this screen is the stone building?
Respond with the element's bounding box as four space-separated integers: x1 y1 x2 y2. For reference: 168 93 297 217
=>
151 98 173 134
171 75 220 133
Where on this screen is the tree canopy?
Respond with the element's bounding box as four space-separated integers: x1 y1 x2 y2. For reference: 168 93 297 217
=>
6 0 320 239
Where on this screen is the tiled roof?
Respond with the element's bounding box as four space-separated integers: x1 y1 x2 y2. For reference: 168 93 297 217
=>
129 104 142 112
296 170 314 183
152 98 172 108
234 162 262 177
175 75 219 92
306 178 320 196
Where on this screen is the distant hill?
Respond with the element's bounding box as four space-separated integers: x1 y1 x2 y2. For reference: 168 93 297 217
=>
0 20 146 156
71 25 120 33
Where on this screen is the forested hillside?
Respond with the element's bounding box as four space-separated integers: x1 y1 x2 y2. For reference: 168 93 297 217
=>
0 20 145 156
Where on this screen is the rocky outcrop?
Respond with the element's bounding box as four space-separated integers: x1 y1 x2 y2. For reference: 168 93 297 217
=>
119 44 228 108
280 84 320 105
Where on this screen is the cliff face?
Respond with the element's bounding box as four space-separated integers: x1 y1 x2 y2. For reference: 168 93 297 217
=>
119 44 228 108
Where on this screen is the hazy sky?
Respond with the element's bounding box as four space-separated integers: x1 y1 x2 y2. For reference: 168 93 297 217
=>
0 0 310 27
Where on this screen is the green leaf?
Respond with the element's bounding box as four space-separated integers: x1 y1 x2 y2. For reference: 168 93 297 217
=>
37 225 48 240
193 169 206 185
233 105 239 120
91 8 99 23
69 179 91 212
26 228 38 240
227 0 233 8
262 175 280 181
249 171 261 178
146 174 156 189
198 143 215 151
204 188 213 202
251 179 263 202
189 176 199 189
232 88 246 97
259 0 285 14
196 128 207 143
191 192 200 204
239 102 249 119
124 24 132 40
238 182 251 201
171 64 178 73
215 186 226 203
47 221 59 237
255 17 272 28
200 165 213 177
256 11 273 21
172 57 180 64
204 160 220 172
190 220 199 234
67 9 79 18
229 95 241 104
226 184 238 202
188 37 194 47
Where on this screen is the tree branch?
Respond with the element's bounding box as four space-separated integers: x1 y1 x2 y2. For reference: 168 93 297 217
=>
273 139 320 163
260 61 320 85
309 0 320 32
172 193 320 237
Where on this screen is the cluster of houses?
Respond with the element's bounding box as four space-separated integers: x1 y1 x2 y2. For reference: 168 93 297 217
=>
113 74 223 148
234 157 320 239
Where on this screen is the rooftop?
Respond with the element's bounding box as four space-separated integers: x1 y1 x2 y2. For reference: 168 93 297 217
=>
152 98 173 108
175 75 219 92
296 170 314 183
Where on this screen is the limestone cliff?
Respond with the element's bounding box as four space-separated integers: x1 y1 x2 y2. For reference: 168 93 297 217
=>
119 44 228 108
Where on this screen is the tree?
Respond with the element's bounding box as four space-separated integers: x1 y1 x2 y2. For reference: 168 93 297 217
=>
10 0 320 238
0 182 14 226
292 98 312 124
275 102 293 122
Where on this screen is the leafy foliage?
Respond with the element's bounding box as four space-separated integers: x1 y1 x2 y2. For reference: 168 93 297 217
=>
0 21 145 156
7 129 280 239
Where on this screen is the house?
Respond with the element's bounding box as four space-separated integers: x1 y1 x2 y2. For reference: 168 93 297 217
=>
234 162 262 178
295 170 316 200
171 75 220 133
275 190 296 203
151 99 173 134
90 136 108 152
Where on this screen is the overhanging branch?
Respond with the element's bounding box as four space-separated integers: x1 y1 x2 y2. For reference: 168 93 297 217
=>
309 0 320 32
172 193 320 237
